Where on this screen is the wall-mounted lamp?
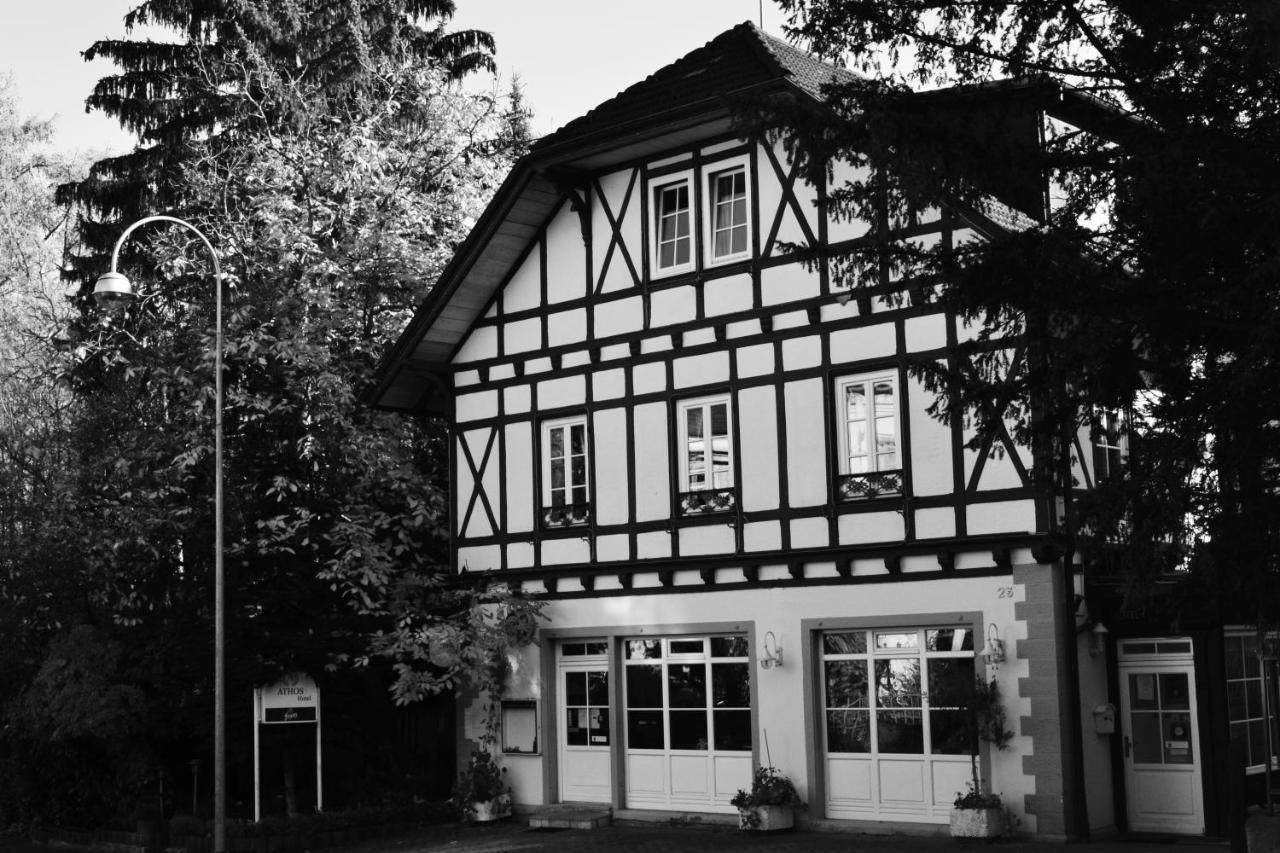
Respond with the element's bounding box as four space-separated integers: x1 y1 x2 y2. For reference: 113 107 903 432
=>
1089 622 1109 657
759 631 784 670
981 623 1006 663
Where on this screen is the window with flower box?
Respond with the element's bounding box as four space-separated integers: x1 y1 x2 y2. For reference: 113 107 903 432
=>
835 372 903 500
541 416 590 527
676 395 735 515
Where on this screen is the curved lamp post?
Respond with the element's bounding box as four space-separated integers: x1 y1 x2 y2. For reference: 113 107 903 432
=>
95 215 226 853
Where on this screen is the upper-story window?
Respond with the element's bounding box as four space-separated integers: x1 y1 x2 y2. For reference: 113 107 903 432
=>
836 372 903 500
653 177 693 275
1093 407 1127 481
677 395 735 514
542 416 590 527
706 163 749 264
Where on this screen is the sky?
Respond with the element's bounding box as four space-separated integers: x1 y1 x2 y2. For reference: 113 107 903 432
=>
0 1 790 156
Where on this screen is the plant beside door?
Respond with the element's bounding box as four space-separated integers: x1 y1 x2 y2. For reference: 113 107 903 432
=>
730 765 804 831
948 674 1015 839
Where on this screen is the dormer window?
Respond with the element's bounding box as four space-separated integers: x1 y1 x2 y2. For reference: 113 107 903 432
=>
653 177 693 275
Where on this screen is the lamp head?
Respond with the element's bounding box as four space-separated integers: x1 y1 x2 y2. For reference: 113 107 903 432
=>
93 271 136 308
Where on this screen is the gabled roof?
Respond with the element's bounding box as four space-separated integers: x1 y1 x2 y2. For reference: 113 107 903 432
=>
367 22 855 413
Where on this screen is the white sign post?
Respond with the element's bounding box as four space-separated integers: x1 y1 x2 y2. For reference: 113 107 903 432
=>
253 673 322 821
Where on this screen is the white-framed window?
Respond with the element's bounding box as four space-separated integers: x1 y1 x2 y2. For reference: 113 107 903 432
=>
835 372 902 500
542 416 589 526
821 626 975 756
676 395 734 494
651 174 694 276
1225 631 1279 773
704 158 750 265
1093 407 1127 481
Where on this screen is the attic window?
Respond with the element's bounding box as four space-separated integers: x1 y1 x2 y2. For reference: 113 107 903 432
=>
705 160 750 265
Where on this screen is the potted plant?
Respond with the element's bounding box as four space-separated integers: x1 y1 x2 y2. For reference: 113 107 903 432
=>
949 674 1014 839
451 749 511 823
730 765 803 831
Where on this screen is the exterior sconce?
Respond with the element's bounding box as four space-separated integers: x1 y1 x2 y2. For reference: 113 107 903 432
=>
759 631 784 670
981 623 1006 663
1089 622 1109 657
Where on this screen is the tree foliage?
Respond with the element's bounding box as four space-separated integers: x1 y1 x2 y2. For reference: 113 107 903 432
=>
2 2 542 826
770 1 1280 622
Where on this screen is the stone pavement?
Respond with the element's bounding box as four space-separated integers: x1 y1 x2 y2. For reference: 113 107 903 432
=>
335 819 1230 853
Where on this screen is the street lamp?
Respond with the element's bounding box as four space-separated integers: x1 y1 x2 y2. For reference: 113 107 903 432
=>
95 215 227 853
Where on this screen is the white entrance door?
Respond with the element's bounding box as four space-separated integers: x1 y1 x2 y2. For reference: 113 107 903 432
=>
558 641 612 803
1118 638 1204 835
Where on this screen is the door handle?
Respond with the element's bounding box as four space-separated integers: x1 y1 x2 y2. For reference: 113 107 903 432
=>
1124 735 1132 758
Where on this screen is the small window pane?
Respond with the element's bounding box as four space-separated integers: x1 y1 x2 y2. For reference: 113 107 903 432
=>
588 708 610 745
585 641 608 655
930 710 971 755
927 658 975 707
876 659 922 708
713 710 752 751
1159 673 1190 710
712 662 751 707
550 427 563 457
1228 682 1247 719
926 629 974 652
825 660 868 709
823 631 867 655
875 631 918 650
567 708 587 745
877 709 923 754
670 639 703 655
565 672 586 706
1131 712 1162 763
668 664 707 708
711 636 748 658
562 642 585 657
587 672 609 705
669 710 708 750
626 665 663 707
626 639 661 660
827 709 871 753
628 710 664 749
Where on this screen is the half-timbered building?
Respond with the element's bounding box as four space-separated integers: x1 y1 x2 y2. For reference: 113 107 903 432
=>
368 22 1275 840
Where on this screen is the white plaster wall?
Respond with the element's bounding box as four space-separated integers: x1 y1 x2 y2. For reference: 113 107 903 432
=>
455 389 498 423
829 321 895 364
502 247 542 313
504 422 534 533
453 324 498 364
784 378 828 507
546 203 587 304
737 385 780 513
633 403 670 521
673 351 729 389
593 408 629 525
909 373 954 497
504 317 541 355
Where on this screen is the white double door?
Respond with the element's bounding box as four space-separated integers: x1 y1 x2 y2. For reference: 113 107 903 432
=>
1118 640 1204 835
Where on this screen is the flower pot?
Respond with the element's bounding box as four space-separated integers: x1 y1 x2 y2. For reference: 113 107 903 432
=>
737 804 794 831
949 805 1007 839
470 793 512 823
